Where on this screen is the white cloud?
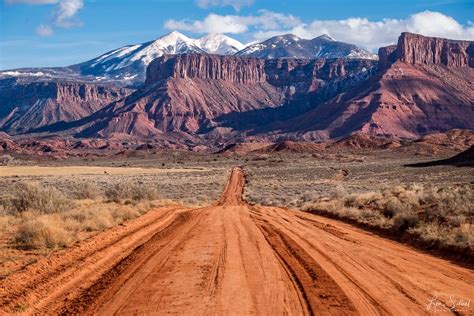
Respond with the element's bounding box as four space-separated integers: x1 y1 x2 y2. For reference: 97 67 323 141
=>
165 10 474 51
165 10 301 34
54 0 83 28
166 14 249 34
6 0 84 35
36 24 54 36
289 11 474 50
196 0 253 11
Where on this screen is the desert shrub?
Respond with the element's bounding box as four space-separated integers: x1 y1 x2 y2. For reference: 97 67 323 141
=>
449 215 466 227
338 207 363 220
0 215 14 231
411 223 473 248
81 209 115 231
358 208 381 221
59 202 145 233
345 191 381 208
105 182 158 203
410 184 472 228
130 185 159 201
9 182 72 214
301 191 319 203
253 154 270 161
0 154 14 166
15 217 73 249
112 207 140 222
301 183 472 249
301 199 344 213
398 187 423 208
393 213 420 232
383 196 405 218
104 183 131 203
74 182 101 200
331 185 346 199
0 200 6 215
64 208 89 222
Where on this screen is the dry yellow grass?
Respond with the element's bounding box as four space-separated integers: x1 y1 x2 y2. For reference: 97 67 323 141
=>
0 166 208 177
8 182 72 214
2 198 172 250
301 183 473 249
0 180 181 251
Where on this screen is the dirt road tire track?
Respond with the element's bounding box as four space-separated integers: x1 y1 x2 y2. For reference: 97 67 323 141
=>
1 167 473 315
0 206 189 313
257 222 357 315
60 210 203 314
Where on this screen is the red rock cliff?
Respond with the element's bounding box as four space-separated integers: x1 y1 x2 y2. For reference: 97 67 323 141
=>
378 45 397 69
379 32 474 68
0 78 130 134
146 54 376 91
146 54 267 85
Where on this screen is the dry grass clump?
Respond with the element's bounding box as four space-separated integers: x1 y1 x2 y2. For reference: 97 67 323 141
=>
9 201 157 250
15 216 72 249
73 181 101 200
0 154 14 166
105 182 159 203
8 182 72 214
63 202 143 232
0 181 164 250
302 183 473 249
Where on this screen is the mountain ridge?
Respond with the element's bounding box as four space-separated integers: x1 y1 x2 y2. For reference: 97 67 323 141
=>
236 34 378 60
0 32 473 147
1 31 378 85
267 32 474 140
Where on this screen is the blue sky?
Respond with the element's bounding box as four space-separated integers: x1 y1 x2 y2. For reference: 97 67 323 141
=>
1 0 473 70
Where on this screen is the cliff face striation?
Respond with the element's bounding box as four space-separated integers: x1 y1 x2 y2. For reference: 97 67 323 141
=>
62 54 376 138
379 32 474 69
0 78 131 134
4 32 471 144
147 54 375 87
273 33 474 140
146 54 267 85
378 45 398 69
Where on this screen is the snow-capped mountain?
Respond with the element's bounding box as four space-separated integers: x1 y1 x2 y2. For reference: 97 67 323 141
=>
1 31 377 86
196 33 246 55
236 34 378 60
69 31 245 84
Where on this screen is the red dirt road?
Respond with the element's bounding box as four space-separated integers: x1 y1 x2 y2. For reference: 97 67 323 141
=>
1 167 473 315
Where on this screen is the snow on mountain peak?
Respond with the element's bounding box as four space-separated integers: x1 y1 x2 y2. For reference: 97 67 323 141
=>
236 33 378 60
75 32 245 83
156 31 194 47
196 33 245 55
74 31 376 84
316 34 335 41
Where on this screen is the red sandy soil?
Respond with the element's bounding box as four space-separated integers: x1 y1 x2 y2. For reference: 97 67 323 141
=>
1 168 473 314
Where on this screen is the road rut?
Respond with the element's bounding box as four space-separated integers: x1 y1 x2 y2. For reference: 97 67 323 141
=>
1 167 473 315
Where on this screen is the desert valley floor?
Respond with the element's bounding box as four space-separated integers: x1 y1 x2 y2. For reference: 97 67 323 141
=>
0 149 473 315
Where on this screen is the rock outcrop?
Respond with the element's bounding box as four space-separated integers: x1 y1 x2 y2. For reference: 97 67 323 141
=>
380 32 474 68
147 54 375 88
378 45 397 69
271 33 474 140
3 32 472 145
52 53 375 139
0 78 131 134
146 54 267 85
